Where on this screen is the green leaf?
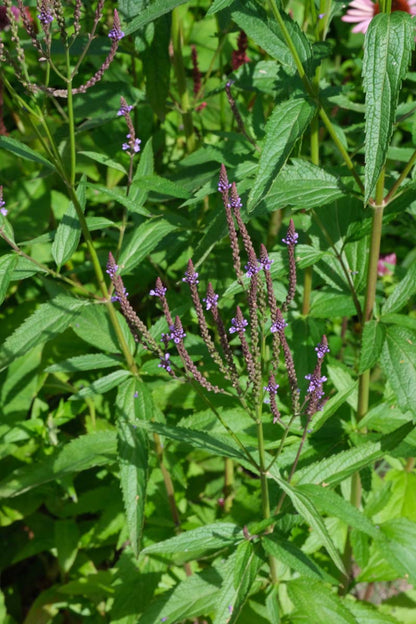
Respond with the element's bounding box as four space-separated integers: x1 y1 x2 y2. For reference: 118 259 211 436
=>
54 519 79 574
262 534 326 580
213 543 262 624
119 218 177 273
207 0 234 14
297 485 379 538
142 15 171 121
142 522 242 557
79 150 127 174
382 260 416 314
359 320 386 374
130 138 154 210
71 304 135 353
69 370 131 400
363 12 415 202
0 254 18 306
117 379 150 558
379 518 416 585
0 294 86 372
294 422 414 487
248 97 316 211
137 421 254 467
258 160 347 212
380 325 416 411
0 135 54 170
137 568 221 624
346 600 401 624
0 431 117 498
267 474 346 574
52 175 86 269
86 183 151 217
130 174 191 199
287 579 358 624
124 0 189 36
45 353 122 373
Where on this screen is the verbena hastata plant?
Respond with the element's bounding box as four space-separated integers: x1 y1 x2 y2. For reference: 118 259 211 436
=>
1 0 416 622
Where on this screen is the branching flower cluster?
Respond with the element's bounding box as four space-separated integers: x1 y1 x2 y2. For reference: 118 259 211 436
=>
107 166 330 428
1 1 124 98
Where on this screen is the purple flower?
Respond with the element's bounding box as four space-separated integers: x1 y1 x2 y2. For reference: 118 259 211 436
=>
122 134 141 153
169 324 186 344
305 373 327 398
282 231 299 246
106 255 119 279
183 270 199 285
118 103 133 116
245 258 261 277
134 391 139 398
270 316 288 333
259 255 273 271
218 180 231 193
111 286 128 302
38 8 53 25
263 381 279 404
158 353 172 373
0 187 7 216
149 279 167 297
229 315 248 334
203 288 219 311
108 26 124 41
315 341 330 359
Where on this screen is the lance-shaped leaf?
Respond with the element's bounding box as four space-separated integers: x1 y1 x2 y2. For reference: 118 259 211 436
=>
363 12 414 202
248 96 316 211
52 175 86 269
117 379 150 557
380 325 416 412
142 523 242 558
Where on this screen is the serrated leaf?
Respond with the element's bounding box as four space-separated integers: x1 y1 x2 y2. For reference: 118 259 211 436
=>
119 218 177 273
52 175 86 268
0 135 54 169
267 474 346 574
87 183 151 217
297 485 379 538
363 12 415 202
359 320 386 373
382 260 416 314
0 254 18 306
288 579 358 624
294 422 413 487
124 0 188 36
248 97 316 210
346 600 401 624
130 174 191 199
71 304 135 353
142 15 171 121
259 160 347 211
117 379 150 557
380 325 416 411
0 294 86 372
262 534 326 580
207 0 233 14
379 518 416 585
137 568 222 624
137 421 254 468
0 431 117 498
213 543 262 624
45 353 122 373
142 522 242 556
79 150 127 174
69 370 131 400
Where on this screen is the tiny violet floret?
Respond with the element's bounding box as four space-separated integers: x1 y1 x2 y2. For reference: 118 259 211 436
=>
169 325 186 344
183 270 199 285
203 290 219 311
270 316 288 333
106 257 119 279
122 134 141 153
263 381 279 404
0 187 7 216
108 25 124 40
38 8 54 25
259 255 273 271
315 341 330 359
245 258 261 278
111 287 128 303
305 374 327 398
229 316 248 334
149 282 167 298
158 353 172 373
282 231 299 246
117 102 133 116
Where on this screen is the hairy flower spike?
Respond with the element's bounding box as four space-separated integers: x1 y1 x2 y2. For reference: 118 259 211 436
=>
271 311 288 334
231 30 250 70
169 317 186 344
108 9 124 40
264 374 280 423
0 186 7 216
218 164 232 194
106 253 119 279
37 1 53 26
118 98 133 117
245 249 261 278
183 259 199 285
219 166 243 281
282 219 299 246
282 219 298 311
315 337 330 359
158 353 172 373
304 335 329 416
203 283 219 311
229 307 248 334
149 277 167 298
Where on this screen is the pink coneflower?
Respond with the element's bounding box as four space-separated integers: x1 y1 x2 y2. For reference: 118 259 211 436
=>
342 0 416 34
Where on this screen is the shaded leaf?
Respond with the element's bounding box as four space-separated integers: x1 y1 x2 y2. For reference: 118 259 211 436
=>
380 325 416 411
0 254 18 306
0 135 54 170
262 534 326 580
142 523 242 557
52 175 86 269
119 218 177 273
288 579 358 624
359 320 386 373
125 0 189 36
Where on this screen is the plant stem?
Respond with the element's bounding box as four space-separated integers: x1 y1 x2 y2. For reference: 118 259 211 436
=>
223 457 234 513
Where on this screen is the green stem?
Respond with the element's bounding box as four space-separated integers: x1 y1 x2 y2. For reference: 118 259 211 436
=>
171 7 195 153
385 148 416 203
223 457 234 513
66 50 76 187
